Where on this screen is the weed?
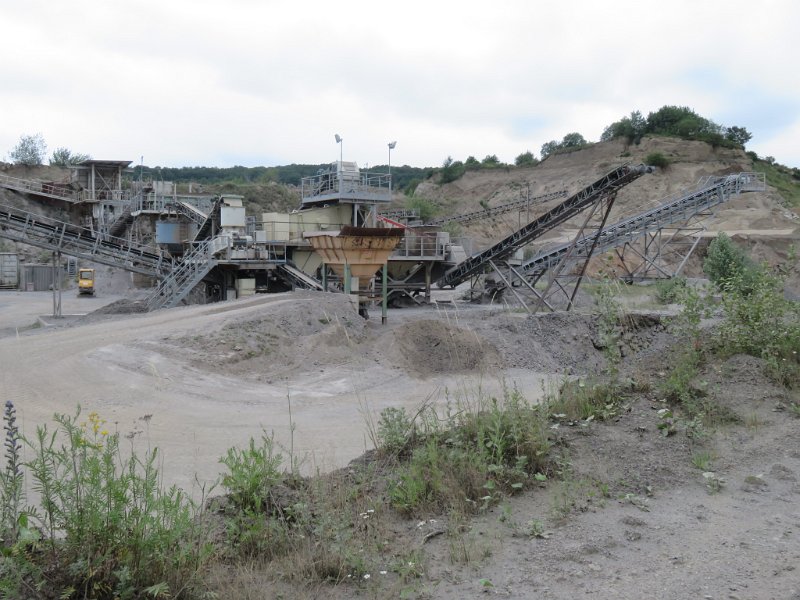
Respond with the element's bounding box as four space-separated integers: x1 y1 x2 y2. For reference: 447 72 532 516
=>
691 450 714 471
548 377 620 422
654 276 688 304
220 432 284 514
388 388 551 516
526 519 550 538
376 406 414 457
744 412 763 430
3 407 212 599
703 472 725 494
0 401 24 544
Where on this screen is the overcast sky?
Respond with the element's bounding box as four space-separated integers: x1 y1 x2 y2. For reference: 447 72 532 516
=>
1 0 798 170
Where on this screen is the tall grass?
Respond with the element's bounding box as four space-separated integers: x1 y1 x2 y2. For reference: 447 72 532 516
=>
0 406 213 599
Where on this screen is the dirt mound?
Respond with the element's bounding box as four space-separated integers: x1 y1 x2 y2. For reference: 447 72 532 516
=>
391 319 500 377
469 311 670 375
90 298 148 314
161 292 370 380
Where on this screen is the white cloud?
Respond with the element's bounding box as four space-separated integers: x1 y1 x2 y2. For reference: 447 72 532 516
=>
0 0 798 168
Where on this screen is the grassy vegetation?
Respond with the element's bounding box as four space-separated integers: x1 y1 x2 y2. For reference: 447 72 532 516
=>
749 155 800 207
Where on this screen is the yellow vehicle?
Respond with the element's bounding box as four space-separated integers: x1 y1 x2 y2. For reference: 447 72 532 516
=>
77 268 95 296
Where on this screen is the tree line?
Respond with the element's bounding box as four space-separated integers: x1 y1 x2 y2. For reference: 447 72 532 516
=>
1 105 759 192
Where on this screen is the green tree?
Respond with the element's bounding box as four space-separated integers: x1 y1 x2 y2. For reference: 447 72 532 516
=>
464 155 480 171
515 151 538 166
439 156 465 183
601 110 646 144
481 154 501 167
50 147 91 166
540 140 560 159
724 126 752 148
561 132 587 148
10 133 47 166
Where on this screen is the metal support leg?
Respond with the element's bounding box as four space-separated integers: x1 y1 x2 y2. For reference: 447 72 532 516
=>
424 262 432 304
52 251 62 318
344 263 351 294
382 263 388 325
322 263 327 291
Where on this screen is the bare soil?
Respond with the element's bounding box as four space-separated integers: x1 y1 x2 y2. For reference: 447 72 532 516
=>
3 288 799 599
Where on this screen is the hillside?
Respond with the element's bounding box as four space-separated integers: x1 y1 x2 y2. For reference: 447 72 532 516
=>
412 137 798 250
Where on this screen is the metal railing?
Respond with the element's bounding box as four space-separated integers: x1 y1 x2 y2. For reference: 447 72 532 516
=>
392 234 449 259
0 202 171 277
301 170 392 203
145 240 217 310
518 172 766 278
0 173 80 202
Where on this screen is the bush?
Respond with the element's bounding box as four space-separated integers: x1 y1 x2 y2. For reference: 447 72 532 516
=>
703 233 757 293
645 152 670 169
1 407 211 599
387 389 551 515
654 277 688 304
716 268 800 387
406 196 439 221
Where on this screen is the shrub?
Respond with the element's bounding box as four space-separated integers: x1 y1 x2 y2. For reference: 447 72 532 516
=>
406 196 439 222
716 267 800 387
2 408 211 599
654 277 688 304
219 432 284 513
645 152 670 169
388 389 551 515
703 233 757 294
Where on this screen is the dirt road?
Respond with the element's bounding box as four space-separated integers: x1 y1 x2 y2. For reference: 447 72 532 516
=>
0 292 555 495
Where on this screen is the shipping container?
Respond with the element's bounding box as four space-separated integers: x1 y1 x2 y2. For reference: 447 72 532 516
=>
0 253 19 289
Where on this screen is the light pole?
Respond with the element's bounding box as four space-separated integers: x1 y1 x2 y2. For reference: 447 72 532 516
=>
388 141 396 193
335 134 343 165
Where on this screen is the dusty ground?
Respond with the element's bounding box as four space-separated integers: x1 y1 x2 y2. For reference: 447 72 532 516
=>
3 287 799 599
0 291 561 495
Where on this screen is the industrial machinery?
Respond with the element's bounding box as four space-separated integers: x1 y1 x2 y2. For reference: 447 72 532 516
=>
77 268 95 295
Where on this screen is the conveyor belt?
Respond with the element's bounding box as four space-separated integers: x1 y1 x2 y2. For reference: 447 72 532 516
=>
437 164 652 288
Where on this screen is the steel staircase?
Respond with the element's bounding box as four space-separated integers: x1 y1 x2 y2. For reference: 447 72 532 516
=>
171 201 208 226
0 202 170 277
145 240 218 310
437 164 652 288
107 205 134 238
194 196 222 241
